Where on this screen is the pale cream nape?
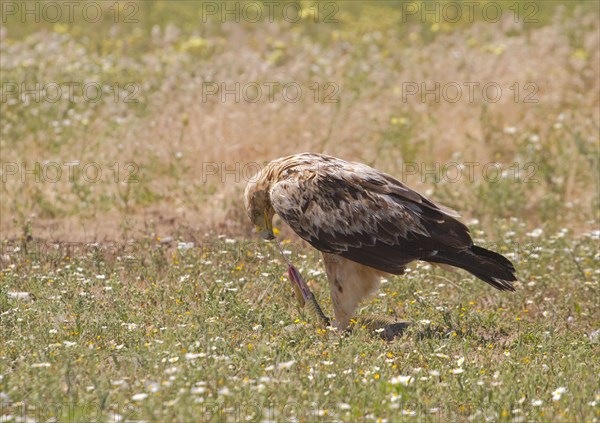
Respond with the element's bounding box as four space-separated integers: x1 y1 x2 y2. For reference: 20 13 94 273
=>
322 253 387 330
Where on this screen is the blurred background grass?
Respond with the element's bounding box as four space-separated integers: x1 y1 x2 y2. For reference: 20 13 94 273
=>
1 0 598 241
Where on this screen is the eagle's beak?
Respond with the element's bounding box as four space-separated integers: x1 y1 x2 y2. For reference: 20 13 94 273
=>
258 211 275 240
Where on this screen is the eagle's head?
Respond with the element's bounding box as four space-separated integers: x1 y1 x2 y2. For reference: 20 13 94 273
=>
244 166 276 240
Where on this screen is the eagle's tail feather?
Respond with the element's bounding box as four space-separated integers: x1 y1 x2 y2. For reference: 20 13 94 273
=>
428 245 517 291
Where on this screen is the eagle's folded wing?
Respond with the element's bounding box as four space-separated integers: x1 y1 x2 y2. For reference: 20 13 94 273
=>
270 161 473 274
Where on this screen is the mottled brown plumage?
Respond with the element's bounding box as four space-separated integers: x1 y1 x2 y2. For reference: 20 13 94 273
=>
245 153 517 330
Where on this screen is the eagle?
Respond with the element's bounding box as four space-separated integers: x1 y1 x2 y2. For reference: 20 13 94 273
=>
244 153 517 330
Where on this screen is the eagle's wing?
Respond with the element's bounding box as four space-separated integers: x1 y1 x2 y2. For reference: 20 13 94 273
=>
269 159 472 274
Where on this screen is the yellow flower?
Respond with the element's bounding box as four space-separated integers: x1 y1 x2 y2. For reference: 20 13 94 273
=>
53 23 68 34
573 48 588 60
180 37 207 54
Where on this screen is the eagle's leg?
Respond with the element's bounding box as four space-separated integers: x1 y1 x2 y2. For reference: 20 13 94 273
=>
322 253 384 332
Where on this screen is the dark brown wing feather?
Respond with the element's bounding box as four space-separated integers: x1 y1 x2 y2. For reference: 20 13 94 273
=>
269 153 516 291
269 155 472 274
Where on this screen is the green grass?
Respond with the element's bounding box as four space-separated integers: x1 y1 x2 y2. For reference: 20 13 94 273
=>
1 221 599 421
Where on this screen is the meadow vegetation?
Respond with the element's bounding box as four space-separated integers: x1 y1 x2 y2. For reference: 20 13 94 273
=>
1 1 599 421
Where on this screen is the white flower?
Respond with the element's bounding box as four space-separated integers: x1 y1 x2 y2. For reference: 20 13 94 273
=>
429 370 440 377
145 381 160 393
185 352 206 360
551 387 567 401
531 399 543 407
190 386 206 395
390 375 413 386
31 363 51 368
131 393 148 401
451 368 464 374
177 242 194 251
389 393 402 403
218 387 230 396
526 228 543 238
277 360 296 370
456 357 465 367
164 366 178 374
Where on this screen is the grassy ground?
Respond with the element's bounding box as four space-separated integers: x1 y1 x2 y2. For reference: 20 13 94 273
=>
1 1 599 422
1 221 599 421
